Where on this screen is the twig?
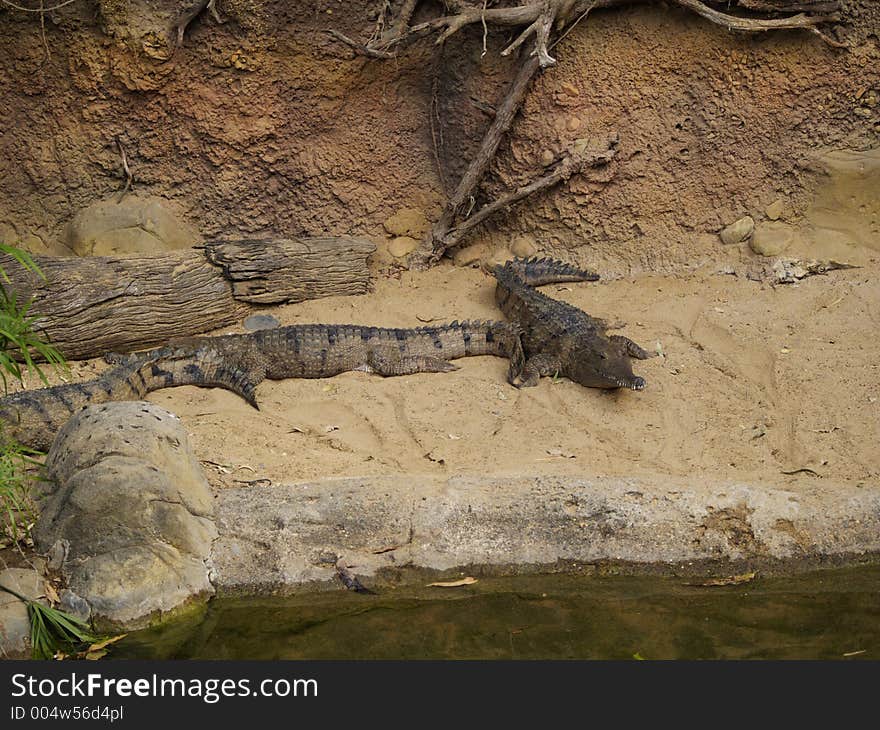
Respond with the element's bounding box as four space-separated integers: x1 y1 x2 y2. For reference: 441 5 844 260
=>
115 137 133 202
326 29 397 59
410 52 543 268
0 0 77 11
430 73 449 196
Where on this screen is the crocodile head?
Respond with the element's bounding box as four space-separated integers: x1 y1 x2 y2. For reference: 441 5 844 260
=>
568 344 646 391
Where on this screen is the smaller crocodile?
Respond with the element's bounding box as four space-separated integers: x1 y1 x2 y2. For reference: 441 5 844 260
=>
0 346 258 451
493 256 654 390
1 320 524 450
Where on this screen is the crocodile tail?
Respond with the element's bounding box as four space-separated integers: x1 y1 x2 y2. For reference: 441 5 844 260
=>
494 256 600 287
136 346 263 409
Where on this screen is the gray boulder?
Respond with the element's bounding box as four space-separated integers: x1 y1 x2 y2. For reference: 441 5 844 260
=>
34 402 217 630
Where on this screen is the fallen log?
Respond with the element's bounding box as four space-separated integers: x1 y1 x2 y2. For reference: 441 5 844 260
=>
2 237 375 361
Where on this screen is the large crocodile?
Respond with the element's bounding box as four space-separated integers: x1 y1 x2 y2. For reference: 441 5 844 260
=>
1 321 524 449
493 257 653 390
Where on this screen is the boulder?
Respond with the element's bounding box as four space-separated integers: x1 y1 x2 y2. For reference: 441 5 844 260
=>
65 195 201 257
33 402 217 630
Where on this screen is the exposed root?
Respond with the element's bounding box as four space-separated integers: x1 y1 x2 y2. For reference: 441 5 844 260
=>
443 135 619 250
326 29 397 59
173 0 225 49
334 0 844 268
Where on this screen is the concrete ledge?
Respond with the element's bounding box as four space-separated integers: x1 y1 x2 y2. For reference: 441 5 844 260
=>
211 474 880 589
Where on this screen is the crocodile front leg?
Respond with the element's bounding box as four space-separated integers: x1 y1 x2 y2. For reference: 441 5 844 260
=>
514 353 562 388
366 351 459 376
609 334 654 360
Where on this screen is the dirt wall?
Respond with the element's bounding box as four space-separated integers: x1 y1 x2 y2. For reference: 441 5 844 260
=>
0 1 877 272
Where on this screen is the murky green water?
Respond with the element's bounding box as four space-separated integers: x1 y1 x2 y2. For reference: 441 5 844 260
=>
115 566 880 660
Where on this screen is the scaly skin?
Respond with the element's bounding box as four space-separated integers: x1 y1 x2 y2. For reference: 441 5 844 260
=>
0 346 259 451
493 257 653 390
2 321 524 449
131 320 525 394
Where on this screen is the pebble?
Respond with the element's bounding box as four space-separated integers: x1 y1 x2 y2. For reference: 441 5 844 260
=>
750 222 795 257
453 243 488 267
719 216 754 245
510 234 537 258
244 314 281 331
387 236 419 258
765 199 787 220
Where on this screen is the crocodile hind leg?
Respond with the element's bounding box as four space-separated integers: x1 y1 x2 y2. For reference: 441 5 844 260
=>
366 351 459 377
609 334 654 360
514 353 562 388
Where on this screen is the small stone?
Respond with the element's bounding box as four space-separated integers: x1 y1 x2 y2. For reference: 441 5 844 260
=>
387 236 419 258
244 314 280 332
750 222 795 257
453 243 488 267
560 82 580 97
489 247 514 268
540 149 556 167
719 216 754 245
765 199 787 221
510 234 537 258
383 208 429 238
566 117 582 132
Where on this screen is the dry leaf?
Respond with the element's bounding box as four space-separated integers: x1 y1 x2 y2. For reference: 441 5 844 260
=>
43 582 60 605
546 448 576 459
87 634 127 653
687 571 756 587
85 650 107 661
427 577 478 588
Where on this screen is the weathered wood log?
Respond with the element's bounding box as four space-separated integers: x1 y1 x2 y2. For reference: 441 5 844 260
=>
2 237 375 361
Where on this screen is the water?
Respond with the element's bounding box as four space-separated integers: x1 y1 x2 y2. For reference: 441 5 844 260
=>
115 566 880 660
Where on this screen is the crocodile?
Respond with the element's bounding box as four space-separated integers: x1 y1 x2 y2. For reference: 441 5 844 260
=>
123 319 525 397
0 345 259 451
1 320 524 450
493 257 653 390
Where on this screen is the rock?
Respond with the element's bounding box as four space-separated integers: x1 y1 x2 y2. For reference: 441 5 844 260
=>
33 402 217 630
510 234 537 258
387 236 419 258
453 243 488 267
382 208 429 239
719 216 754 245
765 199 787 221
750 222 795 257
0 568 44 659
566 117 582 132
22 232 76 257
243 314 280 332
488 247 514 269
65 195 201 257
540 149 556 167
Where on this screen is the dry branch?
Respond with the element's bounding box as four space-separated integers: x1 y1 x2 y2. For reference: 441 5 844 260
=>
443 135 619 249
410 52 544 268
3 237 375 361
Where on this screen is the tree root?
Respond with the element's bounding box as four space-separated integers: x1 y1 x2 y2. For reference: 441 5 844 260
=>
173 0 225 49
442 135 619 250
331 0 844 268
